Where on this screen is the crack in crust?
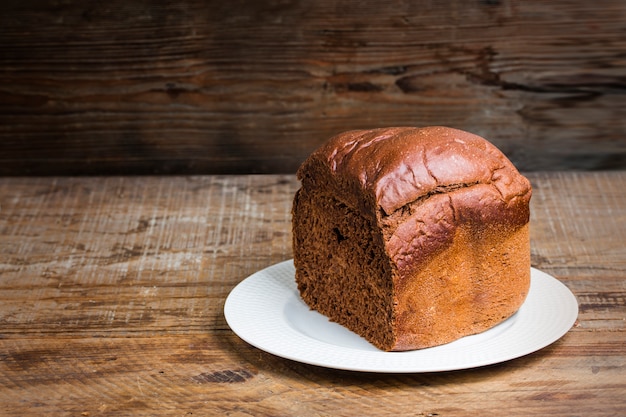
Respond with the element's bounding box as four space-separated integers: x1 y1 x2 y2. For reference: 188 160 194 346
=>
301 126 531 219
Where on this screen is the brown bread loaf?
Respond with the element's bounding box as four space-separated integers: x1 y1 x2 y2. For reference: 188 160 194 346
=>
291 126 532 351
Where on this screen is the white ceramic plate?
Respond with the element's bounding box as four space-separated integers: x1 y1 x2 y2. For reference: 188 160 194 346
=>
224 260 578 373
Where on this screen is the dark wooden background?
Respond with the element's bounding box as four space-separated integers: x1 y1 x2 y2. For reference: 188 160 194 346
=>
1 0 624 175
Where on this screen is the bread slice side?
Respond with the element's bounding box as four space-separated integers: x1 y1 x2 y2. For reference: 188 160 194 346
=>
292 186 396 351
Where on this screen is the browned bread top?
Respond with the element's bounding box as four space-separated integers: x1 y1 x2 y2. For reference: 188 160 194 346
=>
298 126 531 222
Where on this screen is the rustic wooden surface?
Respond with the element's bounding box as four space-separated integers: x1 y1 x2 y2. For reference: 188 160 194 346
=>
1 0 625 175
0 172 624 416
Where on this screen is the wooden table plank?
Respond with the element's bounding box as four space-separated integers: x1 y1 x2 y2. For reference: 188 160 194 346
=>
0 172 625 416
0 332 623 416
0 176 293 337
1 1 625 174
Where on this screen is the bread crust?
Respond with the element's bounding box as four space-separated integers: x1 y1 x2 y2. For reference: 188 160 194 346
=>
293 126 532 351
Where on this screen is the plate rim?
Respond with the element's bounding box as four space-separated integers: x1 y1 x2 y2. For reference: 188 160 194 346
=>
224 259 579 373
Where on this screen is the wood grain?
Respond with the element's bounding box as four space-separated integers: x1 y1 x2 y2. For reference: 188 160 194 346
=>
0 173 625 416
0 0 625 175
0 333 622 416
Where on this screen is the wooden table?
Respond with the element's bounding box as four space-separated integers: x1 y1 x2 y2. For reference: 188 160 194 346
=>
1 172 624 416
2 1 626 175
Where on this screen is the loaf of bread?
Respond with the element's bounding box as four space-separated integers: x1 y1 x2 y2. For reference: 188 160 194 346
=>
292 126 532 351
